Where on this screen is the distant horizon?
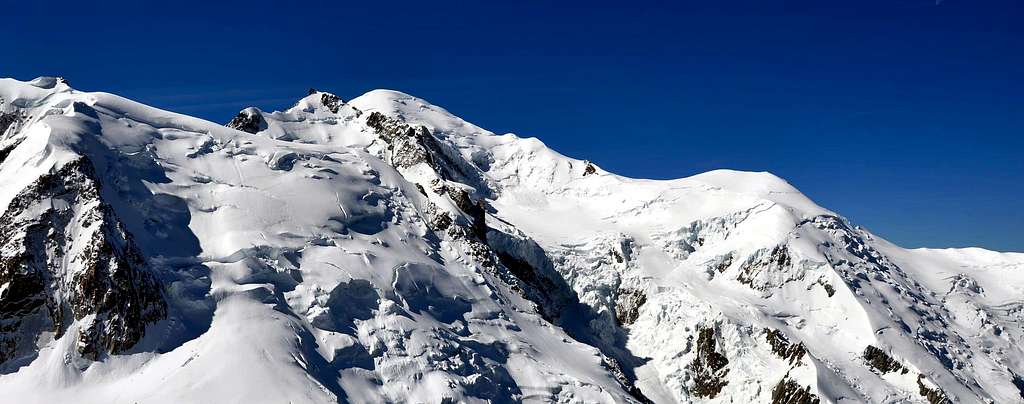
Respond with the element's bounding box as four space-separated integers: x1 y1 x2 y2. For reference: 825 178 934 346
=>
4 0 1021 251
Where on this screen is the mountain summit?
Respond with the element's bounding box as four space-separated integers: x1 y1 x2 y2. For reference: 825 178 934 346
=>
0 77 1022 403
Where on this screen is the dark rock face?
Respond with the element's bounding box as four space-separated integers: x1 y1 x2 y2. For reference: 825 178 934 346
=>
614 289 646 326
449 187 487 241
0 158 165 368
583 162 597 176
320 93 343 113
367 111 490 243
493 251 571 322
227 109 266 134
763 330 819 403
771 376 820 404
0 111 18 137
765 329 806 365
863 345 907 374
715 254 733 273
917 375 950 404
366 112 486 192
688 326 730 398
738 245 792 291
366 112 435 169
599 356 654 404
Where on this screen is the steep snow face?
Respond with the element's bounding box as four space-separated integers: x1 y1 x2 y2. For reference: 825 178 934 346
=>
0 78 1022 404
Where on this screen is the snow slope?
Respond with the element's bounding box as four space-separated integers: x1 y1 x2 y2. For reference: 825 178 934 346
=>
0 77 1022 403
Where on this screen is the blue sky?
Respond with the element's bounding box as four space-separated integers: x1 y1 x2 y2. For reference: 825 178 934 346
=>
4 1 1022 251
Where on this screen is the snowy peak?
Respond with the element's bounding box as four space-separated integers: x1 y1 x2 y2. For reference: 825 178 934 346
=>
288 89 349 115
0 77 1022 404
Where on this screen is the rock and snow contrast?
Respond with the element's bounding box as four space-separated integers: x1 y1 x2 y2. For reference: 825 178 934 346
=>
0 76 1022 403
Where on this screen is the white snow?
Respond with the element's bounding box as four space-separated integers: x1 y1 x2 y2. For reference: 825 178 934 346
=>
0 77 1021 403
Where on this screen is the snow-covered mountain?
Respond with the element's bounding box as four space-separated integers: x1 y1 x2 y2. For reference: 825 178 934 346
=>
0 76 1022 404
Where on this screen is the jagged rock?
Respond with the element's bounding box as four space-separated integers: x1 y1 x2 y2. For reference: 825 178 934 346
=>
600 356 654 404
917 375 950 404
614 289 646 326
765 329 806 365
715 254 733 273
226 108 266 134
366 112 478 187
495 252 569 322
583 162 597 176
863 345 907 374
688 326 730 398
429 208 453 232
771 376 820 404
0 158 165 366
320 93 343 113
738 245 792 291
0 111 17 136
367 111 433 169
448 187 487 241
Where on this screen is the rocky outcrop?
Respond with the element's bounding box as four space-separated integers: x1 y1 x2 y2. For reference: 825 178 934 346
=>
917 375 950 404
614 288 646 326
227 108 266 134
320 93 343 113
737 245 793 292
446 185 488 241
366 111 437 169
771 375 820 404
0 158 165 368
688 326 730 398
365 112 489 193
863 345 907 375
0 111 17 137
765 329 806 365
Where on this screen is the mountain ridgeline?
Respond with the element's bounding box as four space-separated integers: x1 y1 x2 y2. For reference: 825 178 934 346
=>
0 77 1022 403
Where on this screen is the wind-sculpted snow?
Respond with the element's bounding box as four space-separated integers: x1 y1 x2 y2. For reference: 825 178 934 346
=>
0 77 1022 404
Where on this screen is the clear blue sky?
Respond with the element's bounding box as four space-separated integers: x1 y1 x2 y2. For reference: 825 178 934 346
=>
4 1 1022 251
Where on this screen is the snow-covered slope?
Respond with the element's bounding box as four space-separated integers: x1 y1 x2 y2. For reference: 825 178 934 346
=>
0 77 1021 404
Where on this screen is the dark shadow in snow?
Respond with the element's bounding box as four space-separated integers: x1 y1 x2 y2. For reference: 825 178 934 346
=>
313 279 379 333
294 321 352 403
327 190 394 237
391 263 473 324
